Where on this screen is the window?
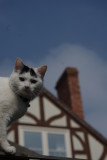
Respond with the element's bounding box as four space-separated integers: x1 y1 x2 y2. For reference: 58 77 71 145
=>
19 126 71 157
48 133 66 157
24 131 42 154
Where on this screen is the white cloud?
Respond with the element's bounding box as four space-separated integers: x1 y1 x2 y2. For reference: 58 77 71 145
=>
39 44 107 137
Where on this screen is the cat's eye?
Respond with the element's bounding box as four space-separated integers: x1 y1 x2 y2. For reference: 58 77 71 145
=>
19 77 25 81
30 79 37 84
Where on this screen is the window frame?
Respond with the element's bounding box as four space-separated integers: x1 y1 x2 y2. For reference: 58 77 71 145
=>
19 126 72 157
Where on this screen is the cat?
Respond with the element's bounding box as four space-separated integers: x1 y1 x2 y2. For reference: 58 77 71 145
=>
0 58 47 154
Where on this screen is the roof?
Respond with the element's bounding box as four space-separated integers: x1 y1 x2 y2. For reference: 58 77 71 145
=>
40 87 107 146
0 142 80 160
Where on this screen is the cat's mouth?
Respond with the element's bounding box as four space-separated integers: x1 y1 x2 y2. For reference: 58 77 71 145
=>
23 89 30 93
23 88 31 94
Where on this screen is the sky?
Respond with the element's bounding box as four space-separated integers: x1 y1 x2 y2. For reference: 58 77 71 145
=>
0 0 107 137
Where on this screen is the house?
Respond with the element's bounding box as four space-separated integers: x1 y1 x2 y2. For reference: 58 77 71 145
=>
7 67 107 160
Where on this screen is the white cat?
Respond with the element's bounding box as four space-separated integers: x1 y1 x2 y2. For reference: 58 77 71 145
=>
0 58 47 154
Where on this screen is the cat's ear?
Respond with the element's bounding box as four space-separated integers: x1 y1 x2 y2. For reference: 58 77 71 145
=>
37 65 47 79
14 58 24 72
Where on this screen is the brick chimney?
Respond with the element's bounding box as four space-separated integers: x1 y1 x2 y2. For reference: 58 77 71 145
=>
55 67 84 119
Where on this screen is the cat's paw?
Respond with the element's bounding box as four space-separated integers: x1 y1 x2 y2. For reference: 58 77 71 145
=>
0 140 16 154
4 146 16 154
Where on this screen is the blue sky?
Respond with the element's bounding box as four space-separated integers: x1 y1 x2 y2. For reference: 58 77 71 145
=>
0 0 107 137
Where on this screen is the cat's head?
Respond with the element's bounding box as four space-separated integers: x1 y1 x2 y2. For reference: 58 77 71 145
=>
9 58 47 100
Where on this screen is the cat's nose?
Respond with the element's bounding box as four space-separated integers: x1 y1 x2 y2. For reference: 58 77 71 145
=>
25 86 29 90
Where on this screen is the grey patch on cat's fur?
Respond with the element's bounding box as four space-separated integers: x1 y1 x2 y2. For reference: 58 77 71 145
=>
20 65 30 74
30 68 37 77
20 65 37 77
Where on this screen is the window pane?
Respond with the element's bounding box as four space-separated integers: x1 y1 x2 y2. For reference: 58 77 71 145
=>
48 133 66 157
24 131 42 154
